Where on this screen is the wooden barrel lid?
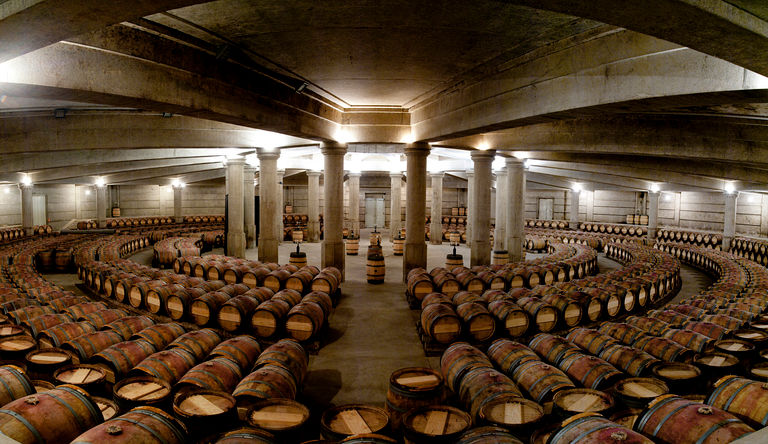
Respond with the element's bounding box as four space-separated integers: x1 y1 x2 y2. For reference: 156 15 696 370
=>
93 396 120 421
25 348 71 366
715 339 754 354
286 314 315 340
322 404 389 437
430 316 461 343
479 396 544 428
247 398 310 432
535 307 557 330
750 363 768 381
218 306 242 331
390 367 442 393
694 352 739 368
750 322 768 332
341 434 396 443
614 378 668 400
0 325 24 338
177 391 236 417
652 362 701 381
553 388 613 414
31 379 54 393
610 408 642 430
0 335 37 355
115 376 171 402
54 364 106 386
402 405 470 439
732 330 768 342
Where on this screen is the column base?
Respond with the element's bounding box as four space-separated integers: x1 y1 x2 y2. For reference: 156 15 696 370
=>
245 225 256 249
403 242 427 281
227 230 246 259
321 241 345 279
258 238 279 263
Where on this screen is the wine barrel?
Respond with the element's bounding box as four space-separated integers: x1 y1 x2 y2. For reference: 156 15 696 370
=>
613 377 669 409
0 365 34 406
599 344 660 378
633 336 694 363
487 300 529 337
175 357 243 393
456 302 495 342
487 339 539 374
458 366 522 420
708 375 768 428
233 364 299 406
130 323 186 350
552 388 614 419
131 348 198 385
384 367 444 431
406 273 435 302
320 404 390 441
366 255 385 284
517 297 558 333
93 339 158 379
510 360 574 403
557 352 623 390
38 322 96 348
421 303 461 344
23 313 74 338
24 348 73 380
251 299 291 338
651 362 701 395
209 335 262 372
285 301 325 341
246 398 309 440
113 375 173 411
565 328 617 356
79 309 128 329
548 412 653 444
53 364 107 393
168 328 223 361
402 405 471 443
346 238 360 256
104 316 155 340
71 405 187 444
146 284 185 315
254 339 308 386
61 330 124 361
528 333 580 366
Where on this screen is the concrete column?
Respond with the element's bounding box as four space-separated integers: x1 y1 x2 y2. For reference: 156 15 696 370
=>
276 170 285 243
585 191 595 222
430 173 444 245
673 192 682 226
404 142 430 280
226 157 246 258
493 169 508 251
647 191 660 242
173 186 183 221
569 189 581 225
470 150 495 266
243 166 256 248
723 192 738 251
390 173 403 241
506 158 525 262
19 184 33 236
466 171 474 247
306 171 321 242
96 185 107 228
258 150 279 263
321 142 346 276
347 173 361 235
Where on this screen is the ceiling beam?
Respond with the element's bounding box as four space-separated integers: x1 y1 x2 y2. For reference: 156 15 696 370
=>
27 156 224 183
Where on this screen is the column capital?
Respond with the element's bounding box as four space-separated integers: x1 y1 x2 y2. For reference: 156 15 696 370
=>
277 169 285 177
495 169 508 177
17 183 32 190
648 190 660 197
725 191 740 199
429 172 445 179
257 148 280 160
470 149 496 160
244 166 257 174
404 142 430 156
389 172 403 179
465 170 475 177
226 156 246 166
306 170 322 177
347 172 362 178
321 141 347 155
505 157 523 167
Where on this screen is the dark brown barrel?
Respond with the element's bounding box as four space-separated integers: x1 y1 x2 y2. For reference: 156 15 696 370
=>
113 375 173 411
104 315 155 339
613 377 669 409
455 302 495 342
0 385 103 444
599 344 660 377
487 299 529 337
218 295 261 332
458 366 522 420
209 335 262 372
635 395 754 444
528 333 579 366
166 287 207 321
433 271 461 297
190 292 232 326
131 348 198 384
7 306 53 324
406 274 435 302
24 348 73 380
552 388 614 419
23 313 74 337
254 339 308 386
540 293 582 328
53 364 107 393
487 339 539 374
168 328 223 361
624 316 671 336
175 356 243 393
215 427 276 443
547 412 653 444
510 360 575 403
517 297 558 332
174 389 238 438
0 365 34 406
61 330 124 361
456 425 524 443
421 303 461 344
70 405 187 444
707 375 768 428
320 404 390 441
662 328 714 354
401 405 471 443
38 321 96 348
251 299 291 338
651 362 701 395
146 284 185 314
439 342 491 393
694 352 740 387
632 336 694 363
93 339 158 379
243 266 272 288
285 301 325 341
285 270 314 293
366 255 385 284
130 322 186 350
599 322 648 345
557 352 624 390
565 327 618 355
78 309 128 329
233 364 299 406
311 270 340 294
384 367 444 431
264 269 292 292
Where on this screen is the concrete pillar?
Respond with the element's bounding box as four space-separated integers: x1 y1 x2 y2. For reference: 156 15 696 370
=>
347 173 361 235
466 171 474 247
470 150 495 266
493 169 507 251
258 150 279 263
321 142 346 276
96 185 107 228
306 171 321 242
390 173 403 241
276 170 285 243
647 191 660 242
569 189 581 225
19 184 33 236
586 191 595 222
723 192 738 251
226 157 246 258
173 186 183 221
429 173 444 245
404 142 429 280
243 166 256 248
506 158 525 262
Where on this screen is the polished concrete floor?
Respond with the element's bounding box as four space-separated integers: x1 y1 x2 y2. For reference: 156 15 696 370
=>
45 229 713 412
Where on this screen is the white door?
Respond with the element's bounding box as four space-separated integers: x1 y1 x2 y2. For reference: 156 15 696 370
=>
365 196 386 228
538 198 554 220
32 194 47 225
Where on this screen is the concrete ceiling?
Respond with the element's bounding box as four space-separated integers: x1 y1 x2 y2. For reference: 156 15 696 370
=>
0 0 767 192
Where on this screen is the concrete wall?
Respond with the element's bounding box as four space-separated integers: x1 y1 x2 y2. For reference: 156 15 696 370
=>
116 184 224 217
0 186 21 226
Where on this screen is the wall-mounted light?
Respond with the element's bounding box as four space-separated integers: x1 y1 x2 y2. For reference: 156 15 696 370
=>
94 177 106 188
663 193 673 202
20 175 31 186
649 183 660 193
523 159 532 169
476 140 490 151
84 189 91 196
3 187 9 194
724 182 736 194
171 179 185 189
571 183 582 193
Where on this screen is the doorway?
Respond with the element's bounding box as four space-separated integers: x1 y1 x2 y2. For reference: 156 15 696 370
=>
537 198 554 220
32 194 47 225
365 194 386 228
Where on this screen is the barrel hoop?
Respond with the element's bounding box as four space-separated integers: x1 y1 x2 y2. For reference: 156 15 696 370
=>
46 391 87 431
572 422 614 443
722 380 751 412
384 398 408 414
548 412 600 443
101 349 128 373
173 348 197 366
0 409 44 443
0 375 15 399
192 369 226 390
237 379 288 398
601 346 620 363
636 396 679 433
138 361 164 379
214 349 246 367
527 373 559 403
585 335 601 353
653 401 690 436
695 419 744 444
116 415 169 444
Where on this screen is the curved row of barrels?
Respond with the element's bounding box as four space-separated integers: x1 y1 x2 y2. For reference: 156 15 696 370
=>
73 234 151 265
656 228 723 248
525 219 569 229
731 235 768 267
579 222 648 237
153 236 203 268
0 226 53 245
73 214 224 230
526 227 651 252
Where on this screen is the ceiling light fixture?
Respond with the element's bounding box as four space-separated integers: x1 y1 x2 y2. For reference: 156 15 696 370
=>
649 183 660 193
571 183 582 193
724 182 736 194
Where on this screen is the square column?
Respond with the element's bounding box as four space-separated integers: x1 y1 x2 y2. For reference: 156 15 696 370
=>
569 189 581 225
390 173 403 241
647 191 659 242
96 185 108 228
466 170 474 247
306 171 321 242
173 186 183 221
321 142 347 276
493 168 508 252
506 158 525 262
404 142 429 280
347 172 361 235
723 192 738 251
470 150 495 266
276 170 285 243
244 166 256 248
430 172 444 245
258 150 280 263
19 184 33 236
226 156 246 258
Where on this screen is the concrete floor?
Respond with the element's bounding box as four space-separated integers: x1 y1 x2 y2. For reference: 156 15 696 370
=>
44 230 713 412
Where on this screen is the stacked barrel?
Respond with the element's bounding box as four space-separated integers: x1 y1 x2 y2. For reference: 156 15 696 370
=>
153 237 203 268
282 213 322 241
579 222 648 237
731 236 768 266
525 219 569 229
656 228 723 249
